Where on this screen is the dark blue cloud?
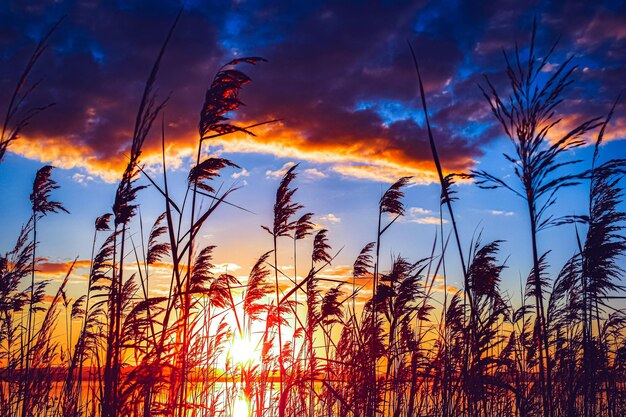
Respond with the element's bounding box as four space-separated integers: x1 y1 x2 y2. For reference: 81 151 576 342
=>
0 0 624 178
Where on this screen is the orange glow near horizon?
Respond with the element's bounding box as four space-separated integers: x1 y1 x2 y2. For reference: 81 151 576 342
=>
232 395 251 417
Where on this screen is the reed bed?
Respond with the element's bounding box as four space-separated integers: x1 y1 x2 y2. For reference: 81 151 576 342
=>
1 14 626 417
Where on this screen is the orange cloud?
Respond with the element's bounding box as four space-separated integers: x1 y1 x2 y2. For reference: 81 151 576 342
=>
433 283 461 294
212 123 474 184
318 265 354 279
14 113 478 185
14 134 196 184
42 295 58 303
545 112 626 146
37 259 92 276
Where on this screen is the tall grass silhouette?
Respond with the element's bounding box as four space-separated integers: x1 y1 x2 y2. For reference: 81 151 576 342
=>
2 12 626 417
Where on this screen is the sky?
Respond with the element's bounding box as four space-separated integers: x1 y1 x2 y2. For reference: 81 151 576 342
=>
1 0 626 306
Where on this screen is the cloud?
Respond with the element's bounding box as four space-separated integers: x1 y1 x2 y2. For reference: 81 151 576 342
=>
433 283 461 294
302 168 327 179
542 62 558 73
544 110 626 145
318 265 354 279
71 172 96 186
42 295 58 304
410 216 447 225
489 209 514 216
37 259 92 277
212 263 242 275
0 1 477 185
318 213 341 224
408 207 432 216
265 161 296 179
402 207 447 225
137 260 243 277
332 162 440 184
231 168 250 179
575 9 626 47
2 0 624 185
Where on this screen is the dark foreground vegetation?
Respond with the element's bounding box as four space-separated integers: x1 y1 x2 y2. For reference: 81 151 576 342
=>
1 12 626 417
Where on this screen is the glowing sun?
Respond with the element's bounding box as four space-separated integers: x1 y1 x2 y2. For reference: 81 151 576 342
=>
229 334 260 366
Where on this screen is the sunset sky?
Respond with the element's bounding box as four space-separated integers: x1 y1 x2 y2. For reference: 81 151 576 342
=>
1 0 626 304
